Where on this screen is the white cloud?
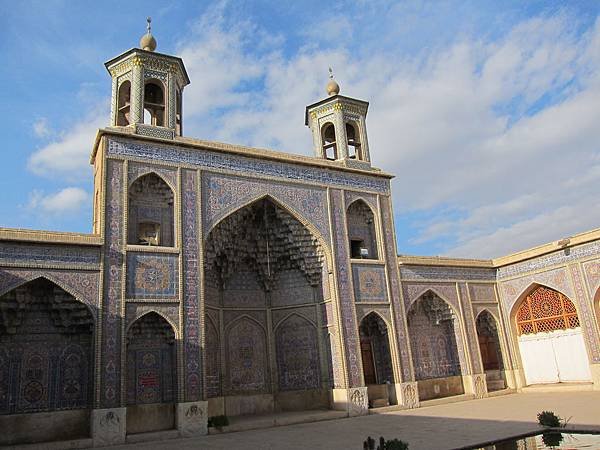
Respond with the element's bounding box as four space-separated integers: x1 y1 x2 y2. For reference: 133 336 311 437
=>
27 187 90 215
32 117 51 138
27 107 107 181
23 7 600 259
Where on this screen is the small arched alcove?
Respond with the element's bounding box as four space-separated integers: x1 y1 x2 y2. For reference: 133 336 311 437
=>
117 80 131 126
407 290 464 400
143 79 165 126
359 312 394 408
125 311 177 435
513 284 591 385
346 200 378 259
128 173 174 247
346 122 361 159
476 310 506 391
321 123 337 160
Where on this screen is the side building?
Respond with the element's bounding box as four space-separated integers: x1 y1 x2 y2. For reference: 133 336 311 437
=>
0 28 599 448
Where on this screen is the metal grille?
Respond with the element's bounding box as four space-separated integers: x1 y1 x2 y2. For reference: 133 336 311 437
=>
516 286 580 335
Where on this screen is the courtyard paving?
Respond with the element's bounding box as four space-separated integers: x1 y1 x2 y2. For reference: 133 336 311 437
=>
111 391 600 450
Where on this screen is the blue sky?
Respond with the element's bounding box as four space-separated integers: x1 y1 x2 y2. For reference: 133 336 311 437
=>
1 0 599 258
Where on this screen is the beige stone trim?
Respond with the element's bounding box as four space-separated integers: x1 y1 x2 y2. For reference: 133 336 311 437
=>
398 255 493 268
0 228 102 245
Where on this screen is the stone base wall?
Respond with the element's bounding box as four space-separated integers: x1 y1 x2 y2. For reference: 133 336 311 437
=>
417 376 465 401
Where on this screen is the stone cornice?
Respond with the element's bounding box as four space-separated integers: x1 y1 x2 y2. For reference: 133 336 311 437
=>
0 228 103 245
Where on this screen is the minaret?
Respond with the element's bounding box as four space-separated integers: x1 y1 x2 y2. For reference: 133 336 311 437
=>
104 18 190 139
305 69 371 168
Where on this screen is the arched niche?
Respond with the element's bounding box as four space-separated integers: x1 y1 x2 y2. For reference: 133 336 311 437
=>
475 310 506 391
128 172 175 247
321 122 337 160
0 278 94 415
346 199 378 259
407 290 464 400
143 79 165 126
346 121 361 159
117 80 131 126
125 311 177 434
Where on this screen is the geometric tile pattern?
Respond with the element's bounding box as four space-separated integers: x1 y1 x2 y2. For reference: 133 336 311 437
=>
0 243 100 268
352 264 387 302
126 253 178 299
107 137 390 194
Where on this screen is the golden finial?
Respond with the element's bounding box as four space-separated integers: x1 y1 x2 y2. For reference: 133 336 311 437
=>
326 67 340 96
140 16 157 52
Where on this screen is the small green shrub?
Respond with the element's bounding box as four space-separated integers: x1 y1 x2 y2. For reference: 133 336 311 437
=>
363 436 409 450
207 415 229 428
537 411 561 428
541 432 563 448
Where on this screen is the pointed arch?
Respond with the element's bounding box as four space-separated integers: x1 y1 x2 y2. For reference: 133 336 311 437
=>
346 198 378 259
0 275 96 320
206 193 333 270
407 287 460 318
273 311 316 331
128 171 175 246
476 309 505 378
359 311 394 388
129 169 177 193
126 311 177 406
126 309 180 339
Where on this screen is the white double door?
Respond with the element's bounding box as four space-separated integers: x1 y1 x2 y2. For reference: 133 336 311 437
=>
518 327 591 384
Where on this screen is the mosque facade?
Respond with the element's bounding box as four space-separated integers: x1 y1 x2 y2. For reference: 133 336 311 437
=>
1 27 600 447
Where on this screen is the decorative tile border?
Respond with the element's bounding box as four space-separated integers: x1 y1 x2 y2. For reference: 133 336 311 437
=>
459 283 482 374
569 264 600 363
100 160 124 408
182 169 202 401
107 137 390 194
330 189 362 387
399 265 496 281
497 240 600 279
0 243 100 268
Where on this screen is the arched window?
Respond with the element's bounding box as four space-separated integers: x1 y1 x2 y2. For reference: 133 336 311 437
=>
176 90 182 135
143 79 165 126
516 286 579 335
321 123 337 160
346 200 378 259
346 122 361 159
117 80 131 126
128 173 174 247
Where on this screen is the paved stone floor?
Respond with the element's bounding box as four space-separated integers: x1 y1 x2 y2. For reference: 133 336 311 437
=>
111 392 600 450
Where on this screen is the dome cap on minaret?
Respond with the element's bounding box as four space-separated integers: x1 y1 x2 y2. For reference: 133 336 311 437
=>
326 67 340 96
140 17 157 52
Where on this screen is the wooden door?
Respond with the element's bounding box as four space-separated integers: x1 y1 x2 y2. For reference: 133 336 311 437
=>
361 337 377 385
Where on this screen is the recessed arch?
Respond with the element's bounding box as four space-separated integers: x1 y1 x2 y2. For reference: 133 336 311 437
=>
117 80 131 126
206 193 333 272
359 311 394 393
128 172 175 246
0 278 95 415
273 311 316 332
321 122 337 160
476 309 506 391
126 309 180 339
129 169 177 193
143 78 165 126
346 199 378 259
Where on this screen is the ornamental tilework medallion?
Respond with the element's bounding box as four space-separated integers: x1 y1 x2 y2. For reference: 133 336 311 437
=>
459 283 482 374
352 265 387 302
379 195 412 381
330 189 362 387
126 253 178 299
499 267 573 314
182 169 202 402
101 159 124 408
202 172 330 244
569 264 600 363
107 137 390 194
